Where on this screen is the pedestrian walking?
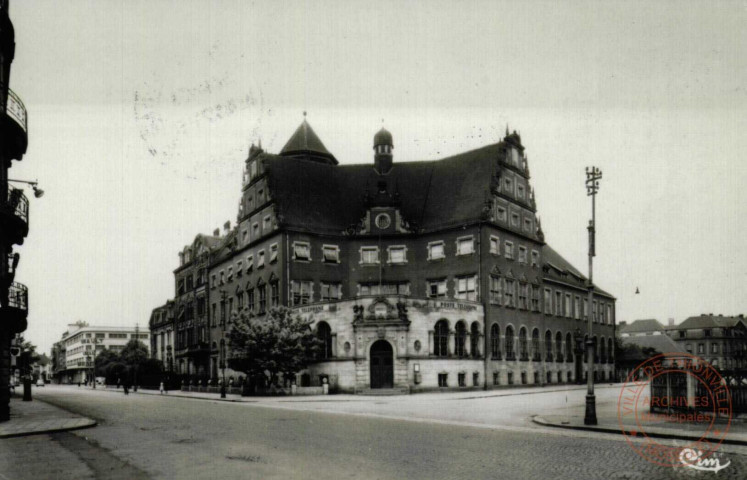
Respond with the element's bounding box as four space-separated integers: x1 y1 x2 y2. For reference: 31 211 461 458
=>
159 381 164 395
123 380 129 395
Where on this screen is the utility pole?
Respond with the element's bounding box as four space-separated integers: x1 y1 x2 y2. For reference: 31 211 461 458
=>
584 166 602 425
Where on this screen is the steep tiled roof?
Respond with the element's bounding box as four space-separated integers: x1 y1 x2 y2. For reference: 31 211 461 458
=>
621 334 688 355
264 142 502 235
542 244 614 298
620 319 665 335
672 314 746 330
280 120 337 165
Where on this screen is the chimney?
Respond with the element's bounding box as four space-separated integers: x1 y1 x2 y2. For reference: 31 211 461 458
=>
213 228 220 237
668 318 675 326
223 221 231 235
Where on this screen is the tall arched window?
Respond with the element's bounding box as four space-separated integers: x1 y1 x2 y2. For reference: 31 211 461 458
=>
545 330 553 361
531 328 540 361
471 322 480 358
317 322 333 359
519 327 528 360
505 326 515 360
491 324 501 359
555 332 563 362
434 320 449 357
608 338 614 363
566 333 573 363
600 336 606 364
455 321 467 357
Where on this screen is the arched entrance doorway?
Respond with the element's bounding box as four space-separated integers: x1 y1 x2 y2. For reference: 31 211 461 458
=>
370 340 393 389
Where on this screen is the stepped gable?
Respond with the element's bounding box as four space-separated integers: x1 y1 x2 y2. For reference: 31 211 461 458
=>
263 143 501 234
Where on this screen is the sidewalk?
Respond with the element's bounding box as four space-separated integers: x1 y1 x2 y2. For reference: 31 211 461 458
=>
0 394 97 438
533 402 747 446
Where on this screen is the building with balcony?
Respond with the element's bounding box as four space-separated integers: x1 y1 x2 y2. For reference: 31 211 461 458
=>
0 0 30 421
149 300 174 372
153 119 616 393
51 323 150 384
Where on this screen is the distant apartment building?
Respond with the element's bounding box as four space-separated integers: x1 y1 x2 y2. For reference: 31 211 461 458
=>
51 323 150 384
619 314 747 372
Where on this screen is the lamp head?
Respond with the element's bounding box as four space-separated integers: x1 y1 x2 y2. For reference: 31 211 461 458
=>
32 185 44 198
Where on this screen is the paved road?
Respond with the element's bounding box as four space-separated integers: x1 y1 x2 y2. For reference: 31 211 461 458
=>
2 386 745 479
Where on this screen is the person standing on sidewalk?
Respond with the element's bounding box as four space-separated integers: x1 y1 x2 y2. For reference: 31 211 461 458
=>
123 379 129 395
159 381 164 395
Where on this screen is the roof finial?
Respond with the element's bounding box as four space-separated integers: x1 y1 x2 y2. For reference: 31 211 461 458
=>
303 111 307 119
505 124 509 137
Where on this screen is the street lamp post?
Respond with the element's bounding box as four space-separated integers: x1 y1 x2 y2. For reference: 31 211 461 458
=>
584 166 602 425
8 178 44 198
220 338 226 399
91 337 100 389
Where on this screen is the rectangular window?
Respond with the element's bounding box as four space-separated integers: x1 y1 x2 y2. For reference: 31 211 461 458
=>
555 291 562 316
455 276 477 301
359 282 410 296
322 245 339 263
531 285 540 311
270 243 278 263
252 222 259 237
257 250 265 268
518 246 527 264
236 260 243 276
246 255 254 272
489 276 503 305
496 206 507 222
711 343 718 354
592 301 597 323
438 373 448 387
271 282 279 307
227 267 233 281
686 344 692 353
511 213 520 228
517 184 525 199
704 329 712 338
321 282 341 301
574 297 581 320
388 246 407 264
530 250 539 267
220 270 225 285
293 242 311 261
524 218 532 232
565 294 572 318
458 373 466 387
210 274 216 289
518 282 528 309
258 285 267 313
504 241 514 260
247 289 255 312
428 241 445 260
489 236 500 255
679 331 686 339
544 288 552 314
291 281 313 306
698 344 704 354
263 215 272 232
606 305 612 325
504 279 515 307
428 279 447 299
456 236 474 255
583 299 588 320
360 246 379 264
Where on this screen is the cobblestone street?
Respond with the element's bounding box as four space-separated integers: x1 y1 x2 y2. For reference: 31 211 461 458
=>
0 386 744 479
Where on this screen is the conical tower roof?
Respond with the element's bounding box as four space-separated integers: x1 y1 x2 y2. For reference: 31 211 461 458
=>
280 118 337 165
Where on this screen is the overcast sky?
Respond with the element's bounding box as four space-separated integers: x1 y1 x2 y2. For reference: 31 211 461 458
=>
9 0 747 353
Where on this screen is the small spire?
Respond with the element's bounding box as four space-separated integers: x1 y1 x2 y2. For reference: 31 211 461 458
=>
505 124 509 137
303 111 307 118
635 287 640 294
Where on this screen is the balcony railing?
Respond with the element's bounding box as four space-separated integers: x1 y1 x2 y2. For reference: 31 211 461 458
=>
7 89 28 133
7 282 28 311
4 186 29 224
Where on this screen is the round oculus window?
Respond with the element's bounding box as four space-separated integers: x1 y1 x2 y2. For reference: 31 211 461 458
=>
375 213 391 229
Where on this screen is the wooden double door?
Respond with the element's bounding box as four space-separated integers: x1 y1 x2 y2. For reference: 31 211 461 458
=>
369 340 393 389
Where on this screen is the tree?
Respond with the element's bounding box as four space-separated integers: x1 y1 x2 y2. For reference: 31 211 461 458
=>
227 306 321 390
120 340 149 368
14 335 40 378
94 348 120 377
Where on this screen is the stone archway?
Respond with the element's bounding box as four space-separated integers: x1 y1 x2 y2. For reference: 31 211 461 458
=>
369 340 393 389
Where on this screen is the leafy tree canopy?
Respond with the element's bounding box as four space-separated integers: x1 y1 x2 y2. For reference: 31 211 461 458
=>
120 339 149 368
227 306 321 385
